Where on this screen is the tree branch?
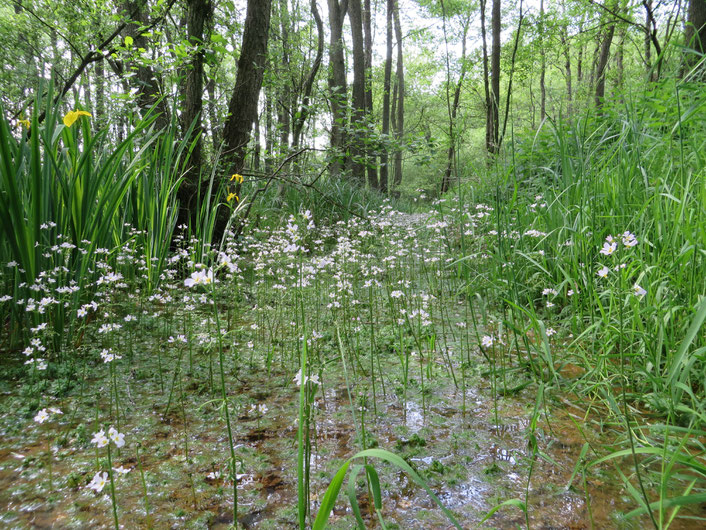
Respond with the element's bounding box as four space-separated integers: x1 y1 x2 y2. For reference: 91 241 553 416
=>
18 0 179 122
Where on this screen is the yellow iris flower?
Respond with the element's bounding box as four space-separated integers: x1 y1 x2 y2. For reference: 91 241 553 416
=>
18 119 30 129
227 192 239 203
230 173 244 184
63 110 92 128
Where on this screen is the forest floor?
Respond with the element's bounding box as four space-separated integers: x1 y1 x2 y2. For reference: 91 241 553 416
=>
0 205 695 529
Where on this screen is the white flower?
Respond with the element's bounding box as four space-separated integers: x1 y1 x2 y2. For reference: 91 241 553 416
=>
294 369 320 387
91 429 109 448
481 335 494 348
597 266 609 278
633 284 647 297
599 241 617 256
546 328 557 337
34 409 49 423
184 268 214 288
108 427 125 448
87 471 108 493
390 290 404 299
622 231 638 247
113 465 131 475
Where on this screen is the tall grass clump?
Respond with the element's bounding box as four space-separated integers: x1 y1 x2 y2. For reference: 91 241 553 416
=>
450 78 706 524
0 87 192 352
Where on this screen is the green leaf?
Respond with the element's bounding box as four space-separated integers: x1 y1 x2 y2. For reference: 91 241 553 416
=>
478 498 527 525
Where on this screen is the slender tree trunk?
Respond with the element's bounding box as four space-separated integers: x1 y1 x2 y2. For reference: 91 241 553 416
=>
392 0 404 187
487 0 501 154
327 0 349 178
616 25 625 93
480 0 491 141
539 0 546 122
595 22 615 110
380 0 393 193
363 0 377 188
685 0 706 63
440 2 470 193
94 13 107 129
253 114 261 172
560 27 572 116
644 0 653 79
348 0 367 183
265 88 274 173
179 0 212 216
206 77 218 153
223 0 272 178
277 0 291 159
123 0 171 129
292 0 324 149
499 0 524 150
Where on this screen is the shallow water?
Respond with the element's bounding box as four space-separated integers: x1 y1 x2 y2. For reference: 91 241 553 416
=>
3 346 696 529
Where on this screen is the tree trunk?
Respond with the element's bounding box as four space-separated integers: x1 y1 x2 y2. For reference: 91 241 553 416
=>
292 0 324 149
253 113 261 172
392 0 404 188
123 0 171 130
327 0 349 178
179 0 212 215
440 3 470 194
595 22 615 110
265 87 274 173
277 0 291 159
380 0 393 194
206 77 218 153
480 0 491 138
577 19 584 83
487 0 501 155
223 0 272 179
560 26 572 116
644 0 653 79
539 0 546 122
348 0 367 183
363 0 377 188
685 0 706 59
616 25 625 93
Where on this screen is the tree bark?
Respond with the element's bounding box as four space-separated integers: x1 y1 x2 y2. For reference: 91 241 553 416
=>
560 25 572 116
539 0 546 122
292 0 324 149
595 20 615 110
487 0 501 155
348 0 367 183
616 25 625 92
277 0 291 159
363 0 377 188
179 0 212 213
440 2 470 194
123 0 171 130
206 77 218 153
685 0 706 58
223 0 272 179
392 0 404 187
380 0 393 193
480 0 491 139
327 0 349 178
265 87 274 173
